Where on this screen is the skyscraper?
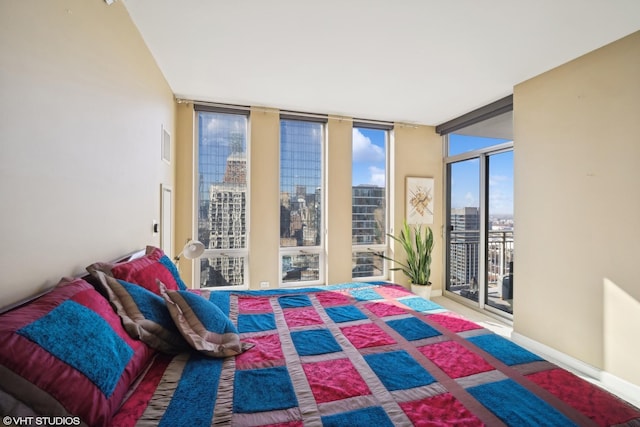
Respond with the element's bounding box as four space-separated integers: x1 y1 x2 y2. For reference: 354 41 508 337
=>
202 148 246 287
449 207 480 290
352 184 385 277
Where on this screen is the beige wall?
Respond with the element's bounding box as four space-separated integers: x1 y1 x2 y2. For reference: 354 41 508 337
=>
0 0 176 307
392 125 444 291
514 31 640 386
175 103 196 283
247 108 281 288
175 108 443 290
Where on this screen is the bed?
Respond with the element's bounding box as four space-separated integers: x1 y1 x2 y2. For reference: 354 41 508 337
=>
1 247 639 426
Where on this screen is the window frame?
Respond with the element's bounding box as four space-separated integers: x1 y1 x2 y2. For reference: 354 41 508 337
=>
193 106 250 290
278 115 327 288
351 125 390 281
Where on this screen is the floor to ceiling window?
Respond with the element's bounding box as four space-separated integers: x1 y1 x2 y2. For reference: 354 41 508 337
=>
194 106 249 288
439 97 514 317
351 124 390 279
279 115 325 286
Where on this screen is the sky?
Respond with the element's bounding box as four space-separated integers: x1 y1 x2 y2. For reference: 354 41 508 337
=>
449 134 513 216
352 128 386 186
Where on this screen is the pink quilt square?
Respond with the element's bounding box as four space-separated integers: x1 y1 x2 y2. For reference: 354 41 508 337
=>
363 301 407 317
426 312 482 333
284 307 323 327
238 297 273 314
315 291 351 307
340 323 396 349
526 368 640 426
399 393 483 426
303 358 370 403
418 341 493 378
235 334 284 370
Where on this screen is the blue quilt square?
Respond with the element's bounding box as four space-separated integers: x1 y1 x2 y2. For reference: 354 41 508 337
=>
207 291 231 316
291 329 342 356
17 300 133 398
278 294 312 308
468 379 574 426
233 366 298 413
386 317 441 341
401 297 442 313
322 406 394 427
237 313 276 333
467 334 543 366
325 305 368 323
364 350 436 391
349 288 382 301
161 354 223 425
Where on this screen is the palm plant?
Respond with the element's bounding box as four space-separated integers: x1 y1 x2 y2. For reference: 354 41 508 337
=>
378 220 434 286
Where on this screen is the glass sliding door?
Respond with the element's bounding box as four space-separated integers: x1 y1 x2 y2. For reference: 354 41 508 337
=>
447 160 481 304
486 150 514 314
444 108 513 318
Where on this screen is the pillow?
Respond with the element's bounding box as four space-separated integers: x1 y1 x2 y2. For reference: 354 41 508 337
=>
159 282 253 358
87 246 187 294
92 271 190 354
0 278 155 427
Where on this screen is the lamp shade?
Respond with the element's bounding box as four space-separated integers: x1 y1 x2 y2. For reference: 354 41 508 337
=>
181 240 205 260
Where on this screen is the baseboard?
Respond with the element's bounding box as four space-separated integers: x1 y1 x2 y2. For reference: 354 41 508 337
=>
511 332 640 408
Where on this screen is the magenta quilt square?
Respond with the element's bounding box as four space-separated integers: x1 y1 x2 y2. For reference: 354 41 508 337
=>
303 358 370 403
284 307 323 327
399 393 483 426
315 291 351 307
418 341 494 378
235 334 284 370
425 312 482 333
340 323 396 349
238 297 273 314
363 301 407 317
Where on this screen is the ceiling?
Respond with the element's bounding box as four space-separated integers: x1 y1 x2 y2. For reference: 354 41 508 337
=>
122 0 640 126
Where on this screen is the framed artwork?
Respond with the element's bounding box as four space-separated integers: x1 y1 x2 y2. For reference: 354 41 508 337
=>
406 176 434 224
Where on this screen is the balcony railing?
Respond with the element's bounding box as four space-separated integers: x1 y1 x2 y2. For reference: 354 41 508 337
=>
448 230 514 313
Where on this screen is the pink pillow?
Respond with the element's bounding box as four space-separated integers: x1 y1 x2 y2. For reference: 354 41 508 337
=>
87 246 187 295
0 278 154 426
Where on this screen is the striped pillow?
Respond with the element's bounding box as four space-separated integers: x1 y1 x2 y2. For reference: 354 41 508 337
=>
93 271 189 354
159 282 253 358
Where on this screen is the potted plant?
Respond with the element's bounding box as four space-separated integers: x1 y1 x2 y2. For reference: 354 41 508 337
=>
377 220 434 299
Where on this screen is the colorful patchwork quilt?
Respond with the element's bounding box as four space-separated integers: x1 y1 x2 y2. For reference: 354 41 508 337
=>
111 283 640 426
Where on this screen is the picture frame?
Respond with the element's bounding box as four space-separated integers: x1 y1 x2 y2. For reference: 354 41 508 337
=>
406 176 434 224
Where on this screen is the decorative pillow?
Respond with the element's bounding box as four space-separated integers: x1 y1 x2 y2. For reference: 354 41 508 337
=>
87 246 187 294
0 278 155 427
92 271 190 354
159 282 253 358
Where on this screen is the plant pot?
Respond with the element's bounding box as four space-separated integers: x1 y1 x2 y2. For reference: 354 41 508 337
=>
411 283 431 300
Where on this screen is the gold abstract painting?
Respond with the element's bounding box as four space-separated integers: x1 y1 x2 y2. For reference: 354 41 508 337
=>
406 177 434 224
